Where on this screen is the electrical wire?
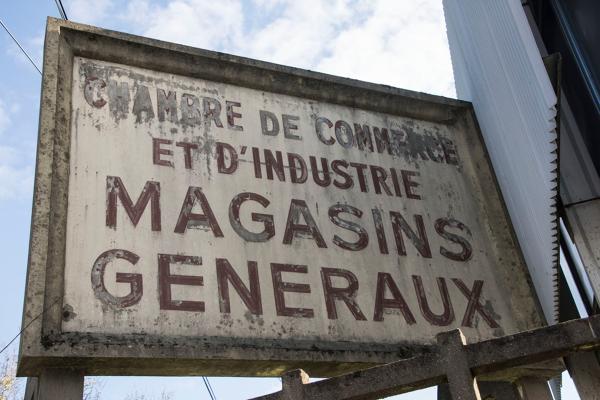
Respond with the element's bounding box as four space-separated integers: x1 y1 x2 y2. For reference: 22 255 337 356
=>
0 294 219 399
202 376 217 400
53 0 65 19
53 0 69 20
0 18 42 75
0 296 62 356
202 377 212 400
6 7 212 397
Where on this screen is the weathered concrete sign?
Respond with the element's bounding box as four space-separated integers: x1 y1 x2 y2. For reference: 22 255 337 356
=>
19 19 544 377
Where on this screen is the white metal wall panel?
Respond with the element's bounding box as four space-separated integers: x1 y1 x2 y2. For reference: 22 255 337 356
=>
443 0 559 323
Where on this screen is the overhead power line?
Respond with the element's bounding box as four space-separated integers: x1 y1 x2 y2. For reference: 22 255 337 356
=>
202 376 217 400
0 18 42 75
53 0 69 20
0 296 62 357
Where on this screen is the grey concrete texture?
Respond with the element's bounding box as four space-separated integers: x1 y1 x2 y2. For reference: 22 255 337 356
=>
437 331 481 400
251 316 600 400
25 369 84 400
18 17 550 378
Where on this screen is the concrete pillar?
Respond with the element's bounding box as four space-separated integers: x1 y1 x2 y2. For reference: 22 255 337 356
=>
439 381 520 400
565 352 600 400
24 377 38 400
436 330 482 400
26 369 84 400
516 377 553 400
280 369 309 400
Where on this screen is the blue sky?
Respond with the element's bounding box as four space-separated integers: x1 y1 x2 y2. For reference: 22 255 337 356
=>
0 0 579 399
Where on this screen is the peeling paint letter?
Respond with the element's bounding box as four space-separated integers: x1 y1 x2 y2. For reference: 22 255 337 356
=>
271 263 314 318
158 254 204 312
91 249 142 308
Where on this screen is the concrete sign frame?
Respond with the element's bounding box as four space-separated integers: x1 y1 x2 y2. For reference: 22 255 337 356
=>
19 18 545 377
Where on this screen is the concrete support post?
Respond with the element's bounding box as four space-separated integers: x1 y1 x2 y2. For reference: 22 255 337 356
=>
24 377 38 400
251 316 600 400
439 381 520 400
516 377 553 400
565 352 600 400
26 369 84 400
280 369 309 400
436 330 481 400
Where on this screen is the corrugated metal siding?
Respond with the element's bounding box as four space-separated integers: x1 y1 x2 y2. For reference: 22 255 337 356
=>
443 0 559 323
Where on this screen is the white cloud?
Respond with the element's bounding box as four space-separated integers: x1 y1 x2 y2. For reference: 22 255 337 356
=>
116 0 454 97
0 100 9 135
250 0 286 9
65 0 115 25
123 0 244 50
0 143 34 200
316 0 455 96
29 35 45 67
0 102 34 200
4 35 43 73
233 0 364 68
0 145 19 163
